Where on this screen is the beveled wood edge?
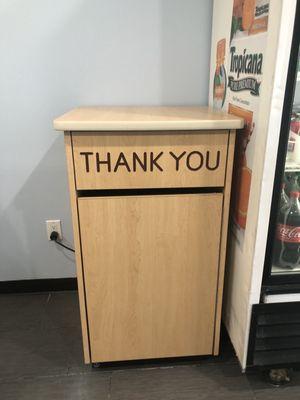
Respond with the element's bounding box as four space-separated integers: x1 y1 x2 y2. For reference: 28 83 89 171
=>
68 128 230 135
64 132 91 363
213 129 236 355
54 120 244 131
53 106 244 131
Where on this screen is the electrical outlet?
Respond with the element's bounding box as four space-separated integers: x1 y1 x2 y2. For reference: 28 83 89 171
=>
46 220 62 241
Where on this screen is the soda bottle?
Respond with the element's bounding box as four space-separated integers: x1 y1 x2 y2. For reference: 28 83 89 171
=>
276 191 300 269
280 183 289 211
285 173 298 197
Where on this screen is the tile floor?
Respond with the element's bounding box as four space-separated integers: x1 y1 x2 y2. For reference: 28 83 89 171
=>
0 291 299 399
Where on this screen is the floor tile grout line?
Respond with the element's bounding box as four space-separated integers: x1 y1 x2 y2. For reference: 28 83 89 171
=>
108 374 112 399
46 293 51 304
0 370 71 385
0 359 241 384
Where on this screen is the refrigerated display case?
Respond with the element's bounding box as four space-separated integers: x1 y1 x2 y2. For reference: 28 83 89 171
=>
247 10 300 368
262 12 300 290
209 0 300 370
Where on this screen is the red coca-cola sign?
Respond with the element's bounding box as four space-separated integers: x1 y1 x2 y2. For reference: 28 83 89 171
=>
276 224 300 243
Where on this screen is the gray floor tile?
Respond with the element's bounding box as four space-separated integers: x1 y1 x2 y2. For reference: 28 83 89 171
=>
4 290 300 400
0 292 86 380
0 293 48 331
110 364 255 400
0 326 70 380
67 364 95 375
42 291 81 330
254 386 300 400
0 372 111 400
246 369 300 390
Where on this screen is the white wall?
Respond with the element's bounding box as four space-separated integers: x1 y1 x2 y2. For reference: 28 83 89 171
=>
0 0 213 281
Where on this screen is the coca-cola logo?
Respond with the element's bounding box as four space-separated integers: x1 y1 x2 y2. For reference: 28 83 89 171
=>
276 224 300 243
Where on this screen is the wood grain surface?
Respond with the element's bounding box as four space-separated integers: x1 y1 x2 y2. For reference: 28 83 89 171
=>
72 131 228 190
64 133 91 363
78 193 223 362
54 106 244 131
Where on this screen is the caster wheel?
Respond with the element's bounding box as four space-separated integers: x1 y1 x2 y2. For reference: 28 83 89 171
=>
92 362 101 369
266 368 292 386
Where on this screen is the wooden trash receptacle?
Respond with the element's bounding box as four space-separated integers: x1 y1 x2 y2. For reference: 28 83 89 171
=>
54 106 243 364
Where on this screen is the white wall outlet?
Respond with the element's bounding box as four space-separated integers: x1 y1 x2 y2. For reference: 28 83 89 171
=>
46 220 62 241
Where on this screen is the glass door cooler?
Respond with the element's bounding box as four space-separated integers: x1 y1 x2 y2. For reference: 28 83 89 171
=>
263 24 300 292
209 0 300 371
247 7 300 370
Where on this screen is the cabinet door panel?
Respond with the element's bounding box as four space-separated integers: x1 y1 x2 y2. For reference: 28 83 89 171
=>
78 193 223 362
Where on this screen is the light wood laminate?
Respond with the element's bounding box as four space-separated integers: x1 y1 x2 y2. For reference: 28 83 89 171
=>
64 133 90 363
212 130 236 355
78 193 223 362
72 131 228 190
54 106 244 131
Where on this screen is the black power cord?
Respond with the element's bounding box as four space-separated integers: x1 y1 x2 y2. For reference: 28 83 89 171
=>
50 231 75 253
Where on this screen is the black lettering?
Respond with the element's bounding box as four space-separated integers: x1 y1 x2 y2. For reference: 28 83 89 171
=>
206 151 220 171
186 151 204 171
238 54 243 78
245 54 249 72
169 151 186 171
96 152 111 172
230 46 235 71
257 54 263 74
114 152 131 172
246 54 252 73
230 46 263 77
133 152 147 172
80 152 93 173
150 152 163 172
252 53 258 74
242 49 246 71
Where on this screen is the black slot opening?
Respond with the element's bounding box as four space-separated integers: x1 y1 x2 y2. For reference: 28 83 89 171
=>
77 186 223 198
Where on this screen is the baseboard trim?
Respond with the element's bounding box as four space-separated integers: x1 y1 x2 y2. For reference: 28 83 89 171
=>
0 278 77 294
